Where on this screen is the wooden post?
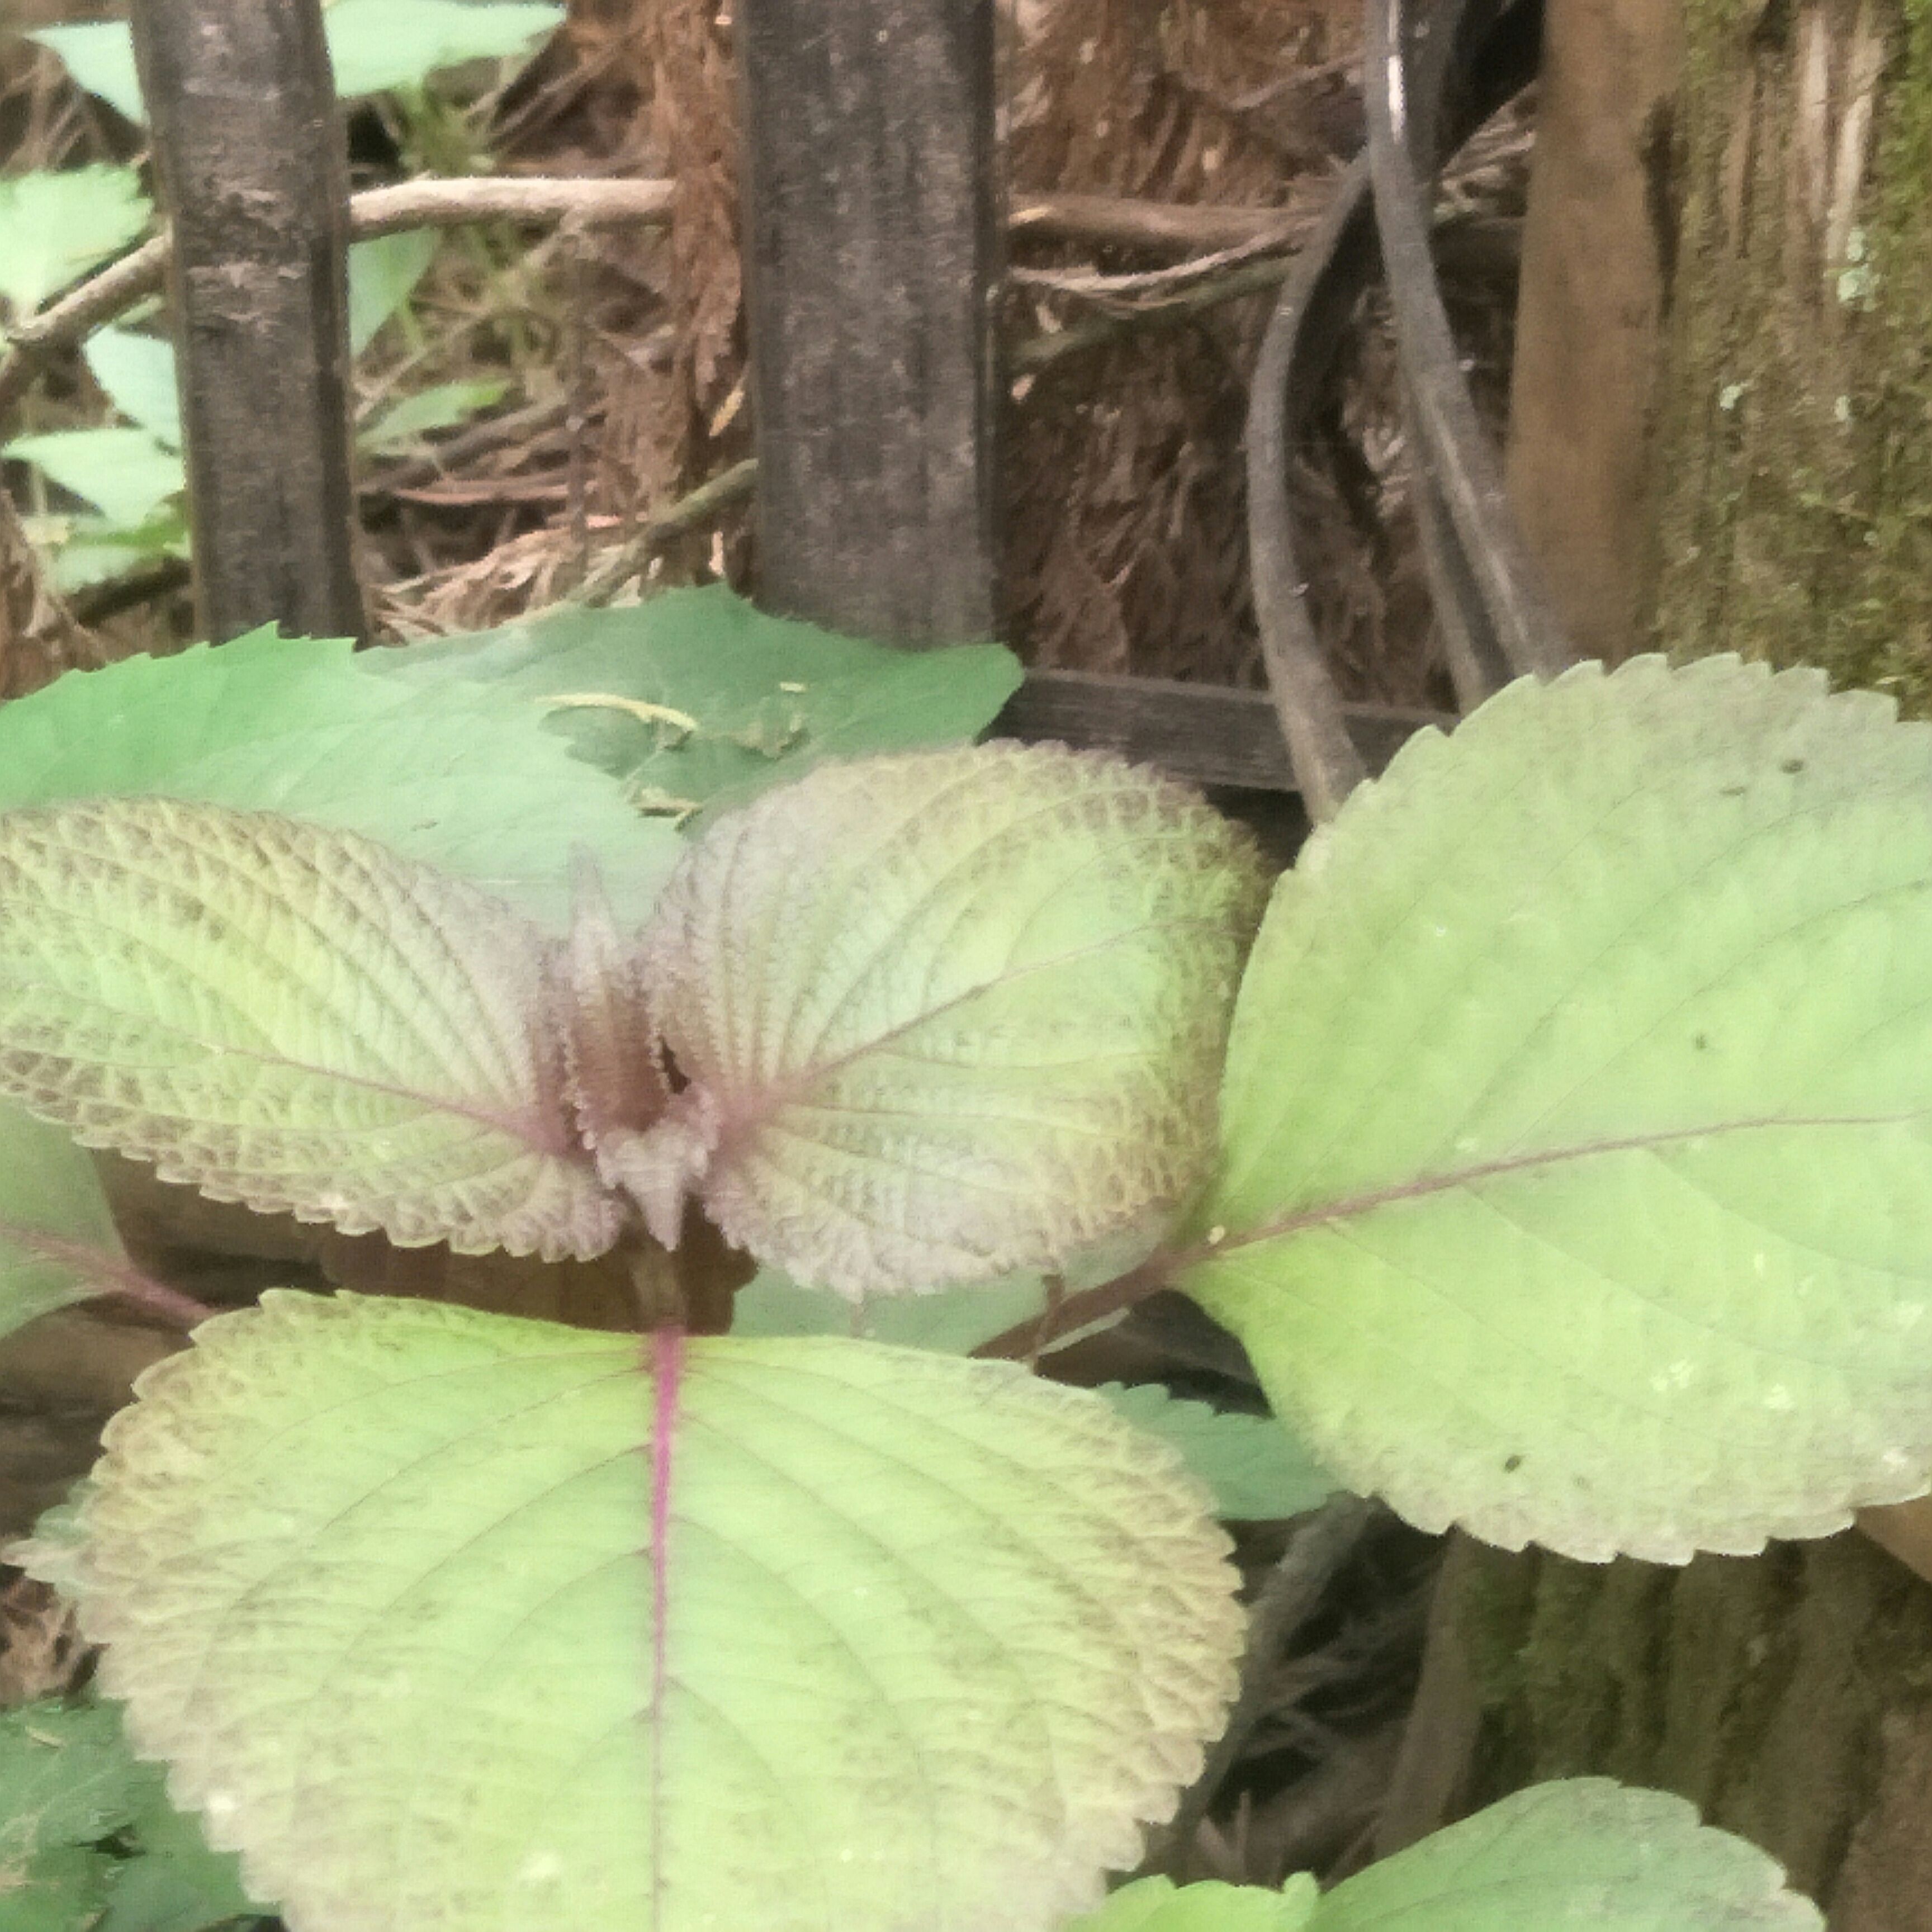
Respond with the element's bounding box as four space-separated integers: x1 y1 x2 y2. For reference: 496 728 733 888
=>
739 0 1001 645
1503 0 1680 664
131 0 365 642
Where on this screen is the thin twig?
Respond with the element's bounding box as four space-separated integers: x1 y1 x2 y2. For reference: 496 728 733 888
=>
574 458 761 605
6 176 1312 419
349 174 676 239
1009 192 1307 256
1011 219 1305 303
0 176 677 417
1010 255 1300 376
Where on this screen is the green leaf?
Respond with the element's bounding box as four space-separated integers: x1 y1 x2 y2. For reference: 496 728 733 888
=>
359 376 509 452
26 509 188 597
0 798 622 1259
0 629 680 931
0 1844 113 1932
0 1701 141 1931
1096 1386 1338 1521
0 1699 261 1932
84 328 182 448
1068 1874 1318 1932
620 743 1268 1296
732 1266 1052 1353
370 584 1026 823
0 1104 133 1344
0 1699 152 1853
1183 656 1932 1560
27 28 146 125
96 1801 258 1932
34 3 561 122
325 0 564 97
347 229 440 356
3 428 184 528
42 1290 1244 1932
0 165 150 315
1311 1779 1819 1931
1064 1783 1820 1932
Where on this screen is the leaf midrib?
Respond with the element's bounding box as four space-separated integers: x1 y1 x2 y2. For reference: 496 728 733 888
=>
1194 1105 1924 1267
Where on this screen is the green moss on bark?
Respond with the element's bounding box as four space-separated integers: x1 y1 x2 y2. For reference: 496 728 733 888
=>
1431 1536 1932 1911
1646 0 1932 705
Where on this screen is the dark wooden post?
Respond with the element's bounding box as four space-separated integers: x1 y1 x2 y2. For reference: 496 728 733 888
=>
739 0 1001 645
131 0 366 642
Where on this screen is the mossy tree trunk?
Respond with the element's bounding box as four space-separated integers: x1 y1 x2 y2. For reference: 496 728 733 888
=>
1389 1 1932 1921
1380 1534 1932 1925
1646 0 1932 697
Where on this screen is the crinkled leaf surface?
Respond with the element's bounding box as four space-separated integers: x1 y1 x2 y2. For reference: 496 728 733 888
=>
0 630 679 930
1312 1779 1819 1931
1097 1386 1338 1521
0 1104 137 1343
562 864 667 1167
623 743 1268 1295
0 798 620 1259
370 585 1024 823
42 1290 1243 1932
1069 1874 1318 1932
0 165 150 316
1183 657 1932 1559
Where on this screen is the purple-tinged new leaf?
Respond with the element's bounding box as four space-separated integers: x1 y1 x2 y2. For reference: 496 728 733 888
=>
0 799 625 1261
558 859 667 1179
624 744 1270 1296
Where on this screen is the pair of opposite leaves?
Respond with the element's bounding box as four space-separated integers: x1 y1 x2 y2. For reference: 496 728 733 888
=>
6 654 1932 1563
0 735 1263 1289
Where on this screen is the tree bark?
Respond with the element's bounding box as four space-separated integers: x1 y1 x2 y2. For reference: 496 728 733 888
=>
1644 0 1930 695
1381 1533 1932 1925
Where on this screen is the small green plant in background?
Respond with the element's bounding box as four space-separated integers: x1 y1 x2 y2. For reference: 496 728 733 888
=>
0 599 1916 1931
0 0 562 595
